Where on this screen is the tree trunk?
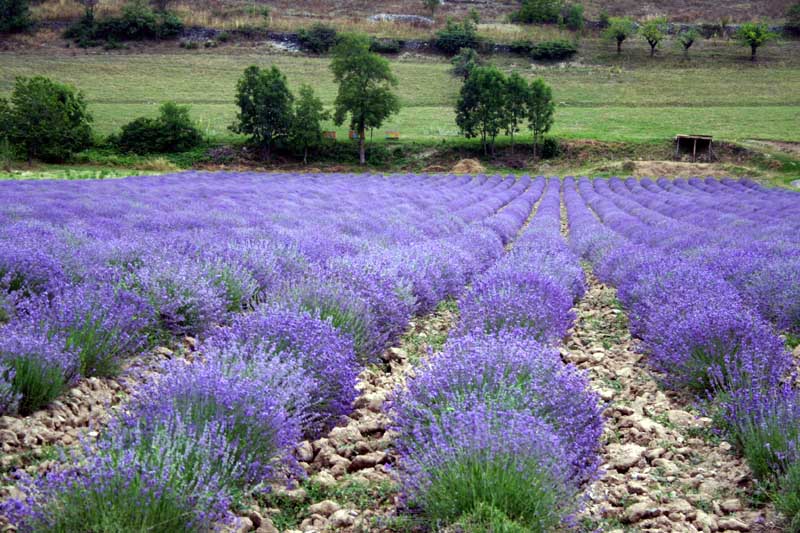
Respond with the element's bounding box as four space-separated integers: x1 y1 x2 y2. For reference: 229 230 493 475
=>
358 126 366 165
303 146 308 165
510 131 515 155
617 40 622 54
751 45 757 61
650 43 656 56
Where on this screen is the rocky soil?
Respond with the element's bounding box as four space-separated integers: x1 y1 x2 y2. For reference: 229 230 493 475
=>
568 272 783 533
244 305 456 533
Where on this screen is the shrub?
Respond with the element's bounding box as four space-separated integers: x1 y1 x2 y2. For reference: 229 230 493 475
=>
434 18 479 55
450 47 482 80
392 331 603 485
0 329 76 415
530 39 577 60
4 76 93 163
65 1 183 44
1 418 235 531
0 0 30 33
598 9 610 29
513 0 562 24
540 136 561 158
509 39 534 55
787 3 800 36
562 3 584 31
124 253 228 337
297 23 338 53
203 305 359 435
370 37 401 53
117 102 203 154
120 353 310 487
33 284 153 377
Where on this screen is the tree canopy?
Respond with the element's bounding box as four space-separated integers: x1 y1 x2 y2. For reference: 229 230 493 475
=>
330 33 400 165
231 65 294 159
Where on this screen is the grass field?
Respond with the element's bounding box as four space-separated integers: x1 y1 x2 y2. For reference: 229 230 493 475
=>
1 40 800 144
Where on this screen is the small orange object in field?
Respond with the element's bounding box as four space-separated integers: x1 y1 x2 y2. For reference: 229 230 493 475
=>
385 131 400 140
322 131 336 140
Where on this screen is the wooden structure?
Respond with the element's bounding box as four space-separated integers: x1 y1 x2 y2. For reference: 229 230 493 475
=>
322 131 337 140
385 131 400 141
674 134 714 162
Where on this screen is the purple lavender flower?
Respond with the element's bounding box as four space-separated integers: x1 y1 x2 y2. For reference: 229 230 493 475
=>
391 331 603 487
203 304 359 435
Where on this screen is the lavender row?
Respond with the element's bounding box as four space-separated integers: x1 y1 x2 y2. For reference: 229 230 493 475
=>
0 172 522 416
1 173 529 531
391 178 603 531
599 177 800 333
565 177 800 527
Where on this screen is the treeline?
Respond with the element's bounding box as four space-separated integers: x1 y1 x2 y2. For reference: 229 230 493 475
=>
0 34 401 166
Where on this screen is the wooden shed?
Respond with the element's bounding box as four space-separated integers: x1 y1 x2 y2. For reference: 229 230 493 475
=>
674 134 714 162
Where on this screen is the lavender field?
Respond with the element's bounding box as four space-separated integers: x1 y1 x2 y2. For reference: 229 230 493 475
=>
0 173 798 532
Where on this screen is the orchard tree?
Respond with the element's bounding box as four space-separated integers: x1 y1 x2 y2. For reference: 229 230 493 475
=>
5 76 93 162
527 78 555 158
231 65 294 160
787 2 800 36
640 17 668 56
450 47 482 81
455 65 507 156
676 28 701 57
290 84 330 164
504 72 530 153
330 33 400 165
423 0 441 17
735 22 777 61
603 16 636 54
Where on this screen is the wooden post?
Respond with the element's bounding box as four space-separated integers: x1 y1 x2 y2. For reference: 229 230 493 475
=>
692 138 697 162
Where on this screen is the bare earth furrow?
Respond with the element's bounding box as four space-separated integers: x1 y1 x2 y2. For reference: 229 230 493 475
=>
569 271 782 533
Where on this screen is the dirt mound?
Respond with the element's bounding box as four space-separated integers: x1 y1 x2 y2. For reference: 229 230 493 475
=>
631 160 730 178
421 165 449 173
451 158 486 174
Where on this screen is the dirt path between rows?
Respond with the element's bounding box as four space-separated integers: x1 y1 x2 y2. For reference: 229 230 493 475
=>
569 271 783 533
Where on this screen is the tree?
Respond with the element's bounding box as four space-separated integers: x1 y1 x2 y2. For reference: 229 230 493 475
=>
455 66 507 156
450 47 481 81
330 34 400 165
0 0 31 33
527 78 555 158
735 22 777 61
290 84 330 164
231 65 294 160
563 3 584 31
787 2 800 36
77 0 98 17
640 17 667 56
676 28 701 57
5 76 93 162
504 73 530 154
423 0 441 17
603 17 636 54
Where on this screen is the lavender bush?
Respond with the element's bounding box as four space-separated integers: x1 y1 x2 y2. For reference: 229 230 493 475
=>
203 304 359 434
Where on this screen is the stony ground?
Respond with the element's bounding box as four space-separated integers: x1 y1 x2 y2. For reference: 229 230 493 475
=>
246 304 457 533
569 271 783 533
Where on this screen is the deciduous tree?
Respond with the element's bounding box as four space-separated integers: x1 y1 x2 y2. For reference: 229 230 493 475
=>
504 72 530 153
330 34 400 165
735 22 777 61
455 66 507 156
603 16 636 54
640 17 668 56
231 65 294 160
527 78 555 158
290 84 330 164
